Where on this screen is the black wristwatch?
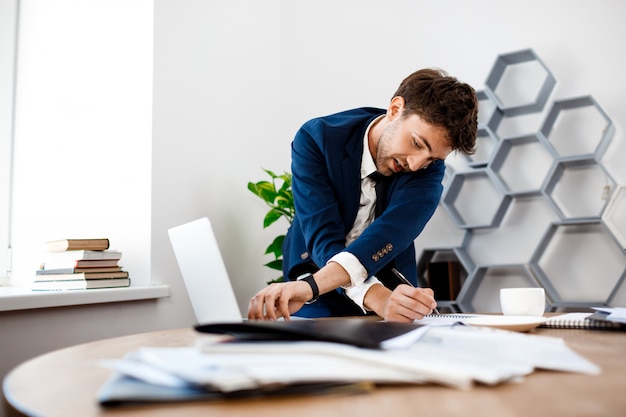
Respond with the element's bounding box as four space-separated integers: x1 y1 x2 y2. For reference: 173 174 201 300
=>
296 272 319 304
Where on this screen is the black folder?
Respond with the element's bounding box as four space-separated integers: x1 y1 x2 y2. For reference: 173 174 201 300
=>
194 318 425 349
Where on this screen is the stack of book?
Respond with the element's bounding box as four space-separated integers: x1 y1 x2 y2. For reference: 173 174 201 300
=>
33 238 130 291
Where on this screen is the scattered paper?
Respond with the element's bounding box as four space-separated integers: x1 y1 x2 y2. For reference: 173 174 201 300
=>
100 323 600 403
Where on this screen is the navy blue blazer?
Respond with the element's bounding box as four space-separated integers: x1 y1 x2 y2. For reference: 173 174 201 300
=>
282 107 445 316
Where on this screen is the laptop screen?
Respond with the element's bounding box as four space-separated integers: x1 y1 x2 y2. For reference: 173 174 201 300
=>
168 217 243 324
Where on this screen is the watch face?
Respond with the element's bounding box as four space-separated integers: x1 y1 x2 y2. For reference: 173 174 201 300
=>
297 272 314 280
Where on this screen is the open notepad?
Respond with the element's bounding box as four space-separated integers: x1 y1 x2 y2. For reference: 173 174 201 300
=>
420 311 626 331
418 314 547 332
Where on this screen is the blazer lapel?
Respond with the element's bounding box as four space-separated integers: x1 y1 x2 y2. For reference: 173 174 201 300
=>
341 133 364 229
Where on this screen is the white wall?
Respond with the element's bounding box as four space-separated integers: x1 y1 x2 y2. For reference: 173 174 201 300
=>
152 0 626 314
151 0 287 314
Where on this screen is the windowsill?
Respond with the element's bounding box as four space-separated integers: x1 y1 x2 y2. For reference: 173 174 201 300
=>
0 285 170 312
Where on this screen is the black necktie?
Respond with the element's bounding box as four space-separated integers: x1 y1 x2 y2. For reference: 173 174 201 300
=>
368 172 398 288
369 172 388 218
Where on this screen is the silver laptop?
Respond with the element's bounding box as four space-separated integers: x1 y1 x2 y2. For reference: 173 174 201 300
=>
168 217 243 324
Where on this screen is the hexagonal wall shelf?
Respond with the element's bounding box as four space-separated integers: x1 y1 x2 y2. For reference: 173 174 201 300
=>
415 49 623 311
543 158 616 221
456 264 546 313
416 248 467 313
463 195 559 267
540 96 615 160
442 169 512 229
603 186 626 249
529 222 626 308
491 133 555 196
485 49 556 116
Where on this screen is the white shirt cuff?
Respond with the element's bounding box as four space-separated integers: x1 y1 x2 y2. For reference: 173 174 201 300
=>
328 251 368 287
345 277 383 313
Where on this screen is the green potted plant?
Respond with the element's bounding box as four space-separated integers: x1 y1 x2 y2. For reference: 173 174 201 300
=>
247 169 294 283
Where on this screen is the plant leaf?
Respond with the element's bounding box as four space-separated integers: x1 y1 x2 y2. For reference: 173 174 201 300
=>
256 182 278 203
249 169 294 284
263 168 278 179
264 235 285 257
263 209 283 228
264 259 283 271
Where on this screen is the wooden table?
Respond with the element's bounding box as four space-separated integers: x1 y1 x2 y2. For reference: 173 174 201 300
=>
3 326 626 417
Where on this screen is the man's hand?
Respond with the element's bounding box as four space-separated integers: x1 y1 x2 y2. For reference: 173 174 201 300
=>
248 262 353 320
365 283 437 322
247 281 310 321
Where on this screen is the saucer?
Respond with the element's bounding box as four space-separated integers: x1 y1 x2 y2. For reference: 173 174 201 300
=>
463 315 546 332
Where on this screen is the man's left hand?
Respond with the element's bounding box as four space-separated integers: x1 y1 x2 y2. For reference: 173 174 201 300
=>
247 281 309 320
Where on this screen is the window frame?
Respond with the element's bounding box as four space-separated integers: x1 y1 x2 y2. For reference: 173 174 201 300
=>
0 0 19 283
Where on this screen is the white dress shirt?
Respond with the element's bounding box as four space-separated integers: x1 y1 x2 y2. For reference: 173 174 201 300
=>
327 116 384 312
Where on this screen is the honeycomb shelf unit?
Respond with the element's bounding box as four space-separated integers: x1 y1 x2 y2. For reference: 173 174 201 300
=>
529 221 626 309
456 264 544 313
420 48 626 313
603 185 626 249
490 133 555 196
540 95 615 161
442 168 512 229
485 48 556 116
543 158 616 222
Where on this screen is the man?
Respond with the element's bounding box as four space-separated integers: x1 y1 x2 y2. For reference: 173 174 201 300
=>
248 68 478 322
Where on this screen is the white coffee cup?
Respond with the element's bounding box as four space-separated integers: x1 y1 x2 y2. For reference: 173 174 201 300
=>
500 287 545 316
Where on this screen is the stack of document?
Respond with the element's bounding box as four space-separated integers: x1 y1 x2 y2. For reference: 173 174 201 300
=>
98 321 599 406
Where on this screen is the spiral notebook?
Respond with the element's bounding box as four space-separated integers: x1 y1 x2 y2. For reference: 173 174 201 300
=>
418 314 546 332
540 312 626 330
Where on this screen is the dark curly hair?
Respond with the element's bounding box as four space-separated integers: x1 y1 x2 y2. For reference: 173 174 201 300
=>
392 68 478 155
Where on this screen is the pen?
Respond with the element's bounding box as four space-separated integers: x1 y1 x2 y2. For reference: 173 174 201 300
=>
391 267 441 315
